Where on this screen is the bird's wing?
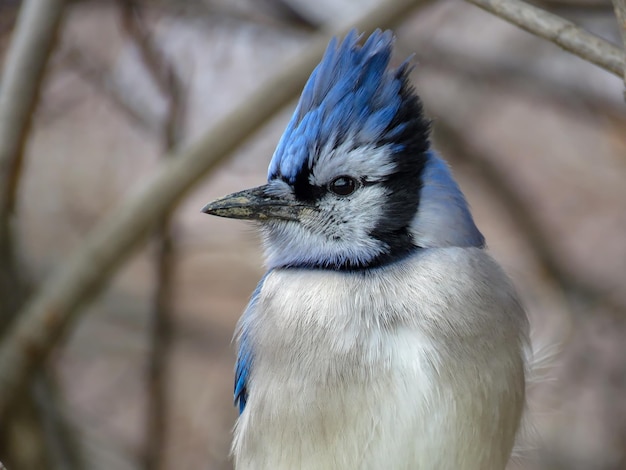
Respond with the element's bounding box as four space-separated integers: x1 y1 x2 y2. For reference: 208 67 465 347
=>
234 272 269 413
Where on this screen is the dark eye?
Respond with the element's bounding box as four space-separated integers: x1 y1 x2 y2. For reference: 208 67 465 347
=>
328 176 358 196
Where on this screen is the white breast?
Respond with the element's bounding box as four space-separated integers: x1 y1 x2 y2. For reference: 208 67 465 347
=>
232 247 528 470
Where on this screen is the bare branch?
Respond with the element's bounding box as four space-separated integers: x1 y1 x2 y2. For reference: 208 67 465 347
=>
118 4 187 469
34 372 86 470
144 219 176 470
408 42 626 121
0 0 66 226
0 0 66 331
613 0 626 98
0 0 433 430
465 0 626 78
0 2 70 468
61 46 161 134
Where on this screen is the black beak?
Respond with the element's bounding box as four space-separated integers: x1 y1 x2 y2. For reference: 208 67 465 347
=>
202 184 312 221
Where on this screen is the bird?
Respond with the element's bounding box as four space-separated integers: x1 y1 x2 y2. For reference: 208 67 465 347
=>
202 29 529 470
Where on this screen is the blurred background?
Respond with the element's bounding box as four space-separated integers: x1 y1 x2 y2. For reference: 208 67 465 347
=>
0 0 625 468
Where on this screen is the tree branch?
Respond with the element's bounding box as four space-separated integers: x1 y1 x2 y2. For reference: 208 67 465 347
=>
118 4 187 469
408 42 626 121
0 2 70 468
61 46 161 134
0 0 66 333
0 0 432 427
612 0 626 98
465 0 626 78
0 0 66 227
34 371 86 470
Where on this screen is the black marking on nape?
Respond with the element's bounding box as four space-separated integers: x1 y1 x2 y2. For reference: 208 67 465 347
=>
371 64 431 253
380 64 431 159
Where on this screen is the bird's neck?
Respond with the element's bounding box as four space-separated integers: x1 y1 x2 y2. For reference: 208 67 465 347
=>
274 234 419 271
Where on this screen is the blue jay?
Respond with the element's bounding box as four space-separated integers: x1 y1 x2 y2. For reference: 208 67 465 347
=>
202 30 529 470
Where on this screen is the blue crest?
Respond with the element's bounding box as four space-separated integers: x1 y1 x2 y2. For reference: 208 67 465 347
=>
268 29 413 183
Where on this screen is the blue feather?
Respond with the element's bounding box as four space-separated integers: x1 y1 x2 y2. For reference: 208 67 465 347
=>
234 344 251 414
234 272 269 413
268 29 410 183
412 152 485 248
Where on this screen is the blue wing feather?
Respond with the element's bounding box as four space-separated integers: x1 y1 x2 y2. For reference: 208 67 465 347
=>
234 346 251 413
234 272 270 413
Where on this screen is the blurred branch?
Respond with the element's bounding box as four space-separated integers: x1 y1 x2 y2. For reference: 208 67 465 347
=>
613 0 626 98
0 0 65 232
0 0 65 332
128 0 318 30
0 0 433 436
0 1 78 469
465 0 626 78
120 4 178 117
34 371 85 470
144 221 176 470
61 46 161 134
119 4 186 469
537 0 615 10
0 3 18 43
434 119 626 316
410 43 626 121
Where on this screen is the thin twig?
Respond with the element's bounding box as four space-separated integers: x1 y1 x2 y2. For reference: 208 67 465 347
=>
465 0 626 78
119 5 172 103
119 4 186 469
61 46 161 134
0 0 433 434
406 42 626 121
34 371 86 470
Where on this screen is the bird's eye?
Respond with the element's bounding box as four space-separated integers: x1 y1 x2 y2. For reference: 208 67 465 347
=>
328 176 358 196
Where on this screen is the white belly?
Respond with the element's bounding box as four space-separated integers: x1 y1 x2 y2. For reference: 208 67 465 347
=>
235 330 442 469
232 249 527 470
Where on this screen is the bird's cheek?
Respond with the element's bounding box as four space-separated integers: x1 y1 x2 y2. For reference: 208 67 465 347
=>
299 214 322 235
298 207 318 221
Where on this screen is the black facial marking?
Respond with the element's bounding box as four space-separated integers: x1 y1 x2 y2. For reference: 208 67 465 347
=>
290 168 323 201
369 65 431 256
278 65 431 272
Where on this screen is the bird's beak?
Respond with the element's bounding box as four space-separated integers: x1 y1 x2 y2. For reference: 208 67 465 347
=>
202 184 311 222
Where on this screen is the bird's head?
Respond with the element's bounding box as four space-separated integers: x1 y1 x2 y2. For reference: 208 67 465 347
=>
203 30 484 270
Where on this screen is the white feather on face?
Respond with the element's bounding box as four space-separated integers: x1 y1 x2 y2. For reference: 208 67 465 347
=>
308 135 397 186
262 138 399 270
